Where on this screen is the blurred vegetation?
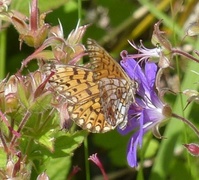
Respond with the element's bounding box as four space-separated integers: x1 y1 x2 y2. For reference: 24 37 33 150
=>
1 0 199 179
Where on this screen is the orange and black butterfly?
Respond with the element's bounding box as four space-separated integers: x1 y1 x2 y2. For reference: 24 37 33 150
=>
43 39 136 133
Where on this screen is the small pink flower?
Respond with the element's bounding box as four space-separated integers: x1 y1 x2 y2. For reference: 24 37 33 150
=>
88 153 108 180
67 166 81 180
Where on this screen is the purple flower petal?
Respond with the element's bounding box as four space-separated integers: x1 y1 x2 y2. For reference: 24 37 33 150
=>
121 58 148 95
118 50 168 167
127 132 139 167
145 62 157 89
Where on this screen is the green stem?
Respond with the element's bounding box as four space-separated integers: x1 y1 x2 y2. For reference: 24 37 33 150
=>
77 1 90 179
0 30 6 79
10 111 31 149
173 50 191 174
78 0 82 20
84 137 90 180
137 133 153 180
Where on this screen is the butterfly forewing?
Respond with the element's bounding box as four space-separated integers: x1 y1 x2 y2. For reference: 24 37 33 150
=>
44 64 97 104
87 38 131 80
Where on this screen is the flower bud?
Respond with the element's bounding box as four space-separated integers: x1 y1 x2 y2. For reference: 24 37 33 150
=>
183 143 199 156
9 0 50 48
4 75 18 113
186 21 199 36
37 172 49 180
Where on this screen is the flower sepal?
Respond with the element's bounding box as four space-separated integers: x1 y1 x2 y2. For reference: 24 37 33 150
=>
8 1 50 48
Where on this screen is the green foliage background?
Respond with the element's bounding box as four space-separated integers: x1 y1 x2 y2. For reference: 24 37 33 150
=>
1 0 199 179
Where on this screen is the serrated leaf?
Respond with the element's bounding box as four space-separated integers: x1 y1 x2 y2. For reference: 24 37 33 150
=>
37 131 55 152
23 130 88 162
52 130 88 157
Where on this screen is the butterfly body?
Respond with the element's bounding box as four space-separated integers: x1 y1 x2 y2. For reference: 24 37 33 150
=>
43 39 136 133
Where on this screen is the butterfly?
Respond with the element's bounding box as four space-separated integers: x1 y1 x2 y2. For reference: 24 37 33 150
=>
43 39 136 133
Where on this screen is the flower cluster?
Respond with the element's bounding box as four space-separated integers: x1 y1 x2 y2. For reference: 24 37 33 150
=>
116 21 199 167
118 50 172 167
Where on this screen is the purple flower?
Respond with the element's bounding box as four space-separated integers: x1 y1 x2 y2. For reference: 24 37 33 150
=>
118 50 172 167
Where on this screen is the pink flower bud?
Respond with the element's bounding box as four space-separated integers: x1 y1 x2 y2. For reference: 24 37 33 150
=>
183 143 199 156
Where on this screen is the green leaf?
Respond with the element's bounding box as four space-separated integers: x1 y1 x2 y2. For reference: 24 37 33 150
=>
29 93 52 113
45 156 72 180
169 159 193 179
37 131 55 152
17 81 29 108
29 50 55 61
23 130 88 161
19 130 87 178
30 155 72 179
0 149 7 168
142 136 159 158
92 130 131 167
11 0 71 15
52 130 88 157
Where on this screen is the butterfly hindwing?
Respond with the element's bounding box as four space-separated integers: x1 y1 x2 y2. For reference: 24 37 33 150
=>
99 78 134 129
69 97 114 133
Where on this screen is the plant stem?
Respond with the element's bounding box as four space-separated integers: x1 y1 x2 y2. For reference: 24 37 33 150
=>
84 137 90 180
172 48 199 63
10 111 31 149
0 129 8 153
77 1 90 179
172 113 199 138
0 30 6 80
78 0 82 21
